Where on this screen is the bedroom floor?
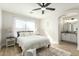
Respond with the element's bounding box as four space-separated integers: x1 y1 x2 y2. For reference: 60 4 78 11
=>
52 41 79 56
0 45 22 56
0 42 79 56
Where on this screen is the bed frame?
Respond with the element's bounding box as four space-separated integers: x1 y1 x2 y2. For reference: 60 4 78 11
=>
17 31 33 37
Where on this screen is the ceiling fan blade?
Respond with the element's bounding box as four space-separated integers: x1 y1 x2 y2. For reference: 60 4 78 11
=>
42 3 45 7
37 3 43 7
42 10 44 14
46 8 55 11
32 8 41 11
44 3 51 7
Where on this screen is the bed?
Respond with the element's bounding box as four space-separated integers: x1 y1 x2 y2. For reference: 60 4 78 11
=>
17 31 50 55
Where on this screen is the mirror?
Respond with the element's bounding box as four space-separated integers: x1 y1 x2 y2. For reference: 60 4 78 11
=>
63 17 78 33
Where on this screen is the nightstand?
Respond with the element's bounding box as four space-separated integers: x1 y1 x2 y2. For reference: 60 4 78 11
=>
6 37 16 47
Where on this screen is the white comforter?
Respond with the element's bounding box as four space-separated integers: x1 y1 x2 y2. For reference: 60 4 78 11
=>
17 35 50 51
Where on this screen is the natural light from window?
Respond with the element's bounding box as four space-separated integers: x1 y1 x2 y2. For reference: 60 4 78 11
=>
15 18 36 32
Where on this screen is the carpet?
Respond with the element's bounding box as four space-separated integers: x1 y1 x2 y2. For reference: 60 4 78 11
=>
36 47 71 56
18 47 71 56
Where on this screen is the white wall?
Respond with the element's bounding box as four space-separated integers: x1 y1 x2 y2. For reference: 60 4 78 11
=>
41 12 62 44
1 11 14 46
1 11 41 46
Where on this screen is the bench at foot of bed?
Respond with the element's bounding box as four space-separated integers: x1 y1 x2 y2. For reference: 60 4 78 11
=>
23 49 36 56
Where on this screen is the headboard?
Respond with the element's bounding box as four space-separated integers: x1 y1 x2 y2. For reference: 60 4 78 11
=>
17 31 34 37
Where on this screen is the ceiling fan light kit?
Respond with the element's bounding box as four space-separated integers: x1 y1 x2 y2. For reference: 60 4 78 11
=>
41 8 46 11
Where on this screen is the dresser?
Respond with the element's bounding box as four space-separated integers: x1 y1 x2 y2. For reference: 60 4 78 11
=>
61 32 77 43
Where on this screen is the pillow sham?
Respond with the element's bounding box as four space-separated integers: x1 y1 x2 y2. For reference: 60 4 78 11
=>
19 32 34 37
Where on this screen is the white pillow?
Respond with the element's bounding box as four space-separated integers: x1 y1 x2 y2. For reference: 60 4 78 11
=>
19 32 34 37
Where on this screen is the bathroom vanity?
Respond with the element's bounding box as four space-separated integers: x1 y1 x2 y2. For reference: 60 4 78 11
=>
60 17 78 44
61 32 77 43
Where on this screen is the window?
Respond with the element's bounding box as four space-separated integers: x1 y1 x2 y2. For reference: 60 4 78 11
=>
15 18 36 32
26 21 35 31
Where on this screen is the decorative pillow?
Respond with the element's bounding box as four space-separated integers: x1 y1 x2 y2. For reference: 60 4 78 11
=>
19 32 34 37
19 32 25 37
24 32 33 36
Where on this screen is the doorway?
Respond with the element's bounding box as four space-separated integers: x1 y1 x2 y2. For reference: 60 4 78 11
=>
58 15 78 50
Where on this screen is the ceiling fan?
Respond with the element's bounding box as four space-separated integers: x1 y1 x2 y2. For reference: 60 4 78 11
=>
31 3 55 14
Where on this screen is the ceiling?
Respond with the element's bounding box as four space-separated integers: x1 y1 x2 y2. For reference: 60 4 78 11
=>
0 3 79 18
